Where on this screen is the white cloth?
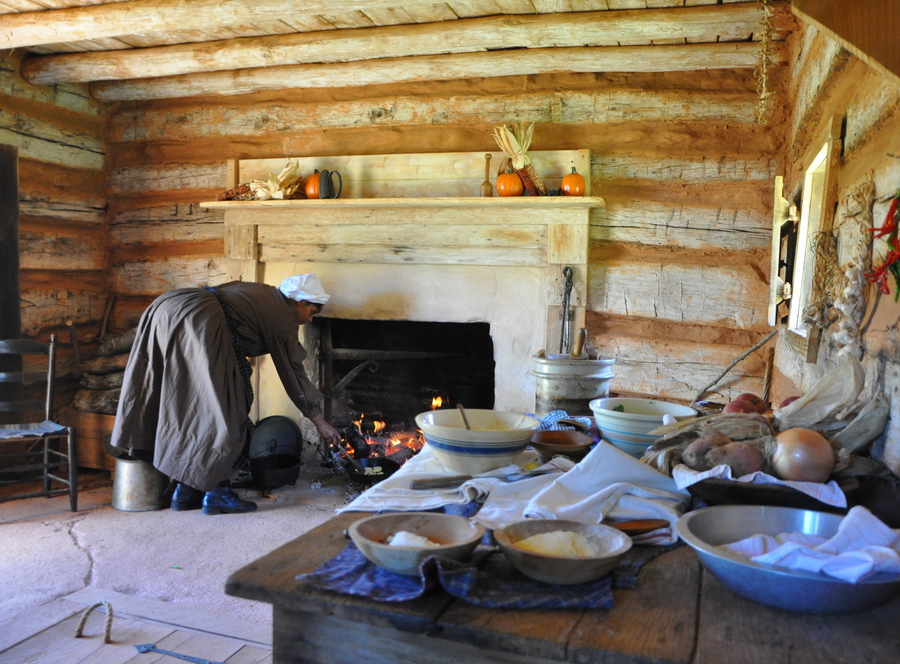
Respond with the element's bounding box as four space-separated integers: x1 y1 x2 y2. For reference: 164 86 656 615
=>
721 506 900 583
279 273 330 304
671 464 847 508
338 445 569 513
475 441 689 545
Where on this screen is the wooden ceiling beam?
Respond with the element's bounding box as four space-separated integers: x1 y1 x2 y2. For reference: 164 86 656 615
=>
0 0 441 49
21 3 782 85
91 42 768 102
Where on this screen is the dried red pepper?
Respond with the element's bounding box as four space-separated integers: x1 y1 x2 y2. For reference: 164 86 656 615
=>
866 194 900 300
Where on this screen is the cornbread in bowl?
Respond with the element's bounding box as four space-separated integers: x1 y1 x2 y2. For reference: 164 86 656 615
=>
494 519 632 585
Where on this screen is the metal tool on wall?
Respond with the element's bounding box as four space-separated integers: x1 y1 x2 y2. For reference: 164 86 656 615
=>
559 266 574 354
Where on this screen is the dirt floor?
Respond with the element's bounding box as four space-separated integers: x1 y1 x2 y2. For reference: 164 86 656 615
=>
0 459 360 647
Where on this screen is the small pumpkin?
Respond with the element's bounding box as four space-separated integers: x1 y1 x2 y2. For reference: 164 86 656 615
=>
496 170 524 197
561 167 585 196
304 170 321 199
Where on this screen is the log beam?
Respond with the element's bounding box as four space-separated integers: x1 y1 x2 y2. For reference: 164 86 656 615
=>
91 42 767 101
0 0 439 49
20 3 784 84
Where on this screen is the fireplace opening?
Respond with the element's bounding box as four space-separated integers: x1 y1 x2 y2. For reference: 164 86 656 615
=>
317 318 495 432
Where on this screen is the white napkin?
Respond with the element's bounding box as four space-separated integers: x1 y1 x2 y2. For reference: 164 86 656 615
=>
671 464 847 508
338 445 570 513
721 506 900 583
474 441 690 545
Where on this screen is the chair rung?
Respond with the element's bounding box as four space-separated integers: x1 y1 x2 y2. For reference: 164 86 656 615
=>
0 488 70 503
0 459 68 474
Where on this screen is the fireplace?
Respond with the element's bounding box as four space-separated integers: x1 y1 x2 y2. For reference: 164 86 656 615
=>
318 317 495 430
206 149 604 424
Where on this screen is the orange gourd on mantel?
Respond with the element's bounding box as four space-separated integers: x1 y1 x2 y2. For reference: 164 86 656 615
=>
561 167 585 196
496 170 524 197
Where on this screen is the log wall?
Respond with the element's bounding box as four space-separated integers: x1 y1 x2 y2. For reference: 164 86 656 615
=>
98 63 789 405
773 22 900 472
1 49 107 373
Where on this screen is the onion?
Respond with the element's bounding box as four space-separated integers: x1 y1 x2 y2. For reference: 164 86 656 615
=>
771 428 835 482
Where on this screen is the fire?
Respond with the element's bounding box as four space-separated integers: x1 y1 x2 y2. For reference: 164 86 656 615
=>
432 396 442 409
349 413 423 456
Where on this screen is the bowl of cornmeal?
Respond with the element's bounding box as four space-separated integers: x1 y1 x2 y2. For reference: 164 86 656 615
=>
493 519 633 585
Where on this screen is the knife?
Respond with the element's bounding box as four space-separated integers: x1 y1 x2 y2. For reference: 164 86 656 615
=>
410 469 556 490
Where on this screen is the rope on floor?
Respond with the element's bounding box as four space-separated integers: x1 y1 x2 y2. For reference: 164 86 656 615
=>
74 601 114 643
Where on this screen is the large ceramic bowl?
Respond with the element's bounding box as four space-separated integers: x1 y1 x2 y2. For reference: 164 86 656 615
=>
415 409 540 475
590 397 697 457
676 505 900 613
493 519 633 585
348 512 485 576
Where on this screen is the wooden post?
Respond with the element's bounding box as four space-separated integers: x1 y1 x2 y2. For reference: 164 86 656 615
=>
0 145 22 407
0 145 20 340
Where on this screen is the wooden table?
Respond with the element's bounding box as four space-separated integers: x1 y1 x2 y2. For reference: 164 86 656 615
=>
226 512 900 664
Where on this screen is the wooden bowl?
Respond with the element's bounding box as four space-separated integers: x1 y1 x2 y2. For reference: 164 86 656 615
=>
530 430 594 463
348 512 485 576
494 519 632 585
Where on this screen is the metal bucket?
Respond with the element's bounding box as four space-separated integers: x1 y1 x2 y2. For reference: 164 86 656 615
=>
111 456 168 511
532 355 616 418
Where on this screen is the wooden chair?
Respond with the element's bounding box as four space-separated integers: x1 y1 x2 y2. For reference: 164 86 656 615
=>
0 335 78 511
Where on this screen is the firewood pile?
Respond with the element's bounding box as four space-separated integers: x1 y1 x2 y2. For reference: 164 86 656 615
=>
72 328 135 415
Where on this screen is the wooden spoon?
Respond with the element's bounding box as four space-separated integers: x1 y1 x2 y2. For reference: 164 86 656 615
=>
457 403 472 430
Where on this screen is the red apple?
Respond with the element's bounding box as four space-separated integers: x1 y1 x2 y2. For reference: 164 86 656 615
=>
733 393 766 412
723 399 760 414
779 395 801 408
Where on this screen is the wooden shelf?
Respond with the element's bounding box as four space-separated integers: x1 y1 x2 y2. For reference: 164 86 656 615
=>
200 196 605 210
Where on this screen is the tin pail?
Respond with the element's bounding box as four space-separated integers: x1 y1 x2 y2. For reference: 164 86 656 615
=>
111 456 167 511
532 355 616 418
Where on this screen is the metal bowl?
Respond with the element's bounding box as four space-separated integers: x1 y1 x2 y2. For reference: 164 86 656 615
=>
676 505 900 613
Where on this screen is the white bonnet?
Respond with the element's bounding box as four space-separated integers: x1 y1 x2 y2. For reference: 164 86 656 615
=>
279 273 330 304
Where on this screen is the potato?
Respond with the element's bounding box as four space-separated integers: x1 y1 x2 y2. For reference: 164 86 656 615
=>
681 433 731 470
705 441 766 477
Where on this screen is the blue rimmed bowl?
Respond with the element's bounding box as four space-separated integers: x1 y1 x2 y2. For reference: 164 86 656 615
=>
414 409 540 475
589 397 697 458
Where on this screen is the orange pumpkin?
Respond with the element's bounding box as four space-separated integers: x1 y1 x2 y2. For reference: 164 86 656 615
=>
561 167 585 196
496 171 524 197
304 170 321 199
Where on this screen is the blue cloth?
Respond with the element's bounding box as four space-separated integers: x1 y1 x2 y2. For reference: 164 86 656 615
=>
0 420 67 440
297 540 675 609
538 410 593 432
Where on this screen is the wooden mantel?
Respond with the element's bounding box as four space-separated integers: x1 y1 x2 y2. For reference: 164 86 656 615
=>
202 196 604 210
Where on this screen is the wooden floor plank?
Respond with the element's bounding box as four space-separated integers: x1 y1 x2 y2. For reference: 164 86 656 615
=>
0 613 173 664
0 598 83 653
64 587 270 646
226 645 273 664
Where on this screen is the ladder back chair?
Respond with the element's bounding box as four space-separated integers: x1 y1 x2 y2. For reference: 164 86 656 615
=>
0 335 78 511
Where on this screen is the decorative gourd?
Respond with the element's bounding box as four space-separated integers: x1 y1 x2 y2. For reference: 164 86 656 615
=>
561 167 585 196
496 170 524 197
304 170 321 199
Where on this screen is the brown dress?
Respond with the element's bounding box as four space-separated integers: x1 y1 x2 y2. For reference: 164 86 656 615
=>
109 282 323 491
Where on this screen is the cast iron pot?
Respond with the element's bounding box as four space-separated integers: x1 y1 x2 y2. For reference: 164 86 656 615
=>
251 454 300 490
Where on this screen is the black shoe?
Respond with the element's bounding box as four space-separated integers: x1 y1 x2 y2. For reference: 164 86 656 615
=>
170 482 203 511
201 485 257 515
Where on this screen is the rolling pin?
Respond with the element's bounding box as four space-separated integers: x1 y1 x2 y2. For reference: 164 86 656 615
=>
570 327 587 358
